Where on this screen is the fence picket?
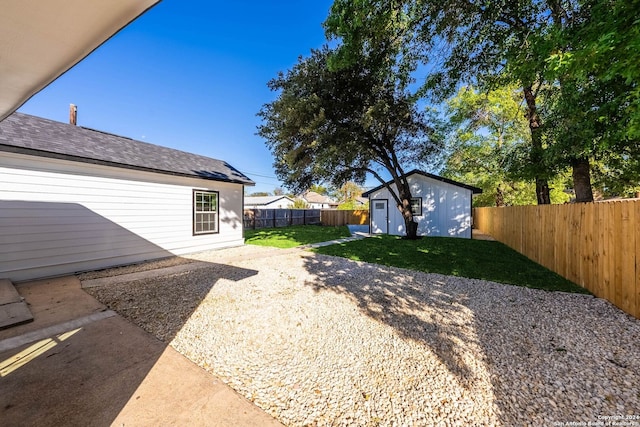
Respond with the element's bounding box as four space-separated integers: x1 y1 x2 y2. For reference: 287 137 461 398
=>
620 202 635 315
635 202 640 318
320 210 369 226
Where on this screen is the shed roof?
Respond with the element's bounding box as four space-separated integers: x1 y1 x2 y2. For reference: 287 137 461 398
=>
0 112 254 185
362 169 482 197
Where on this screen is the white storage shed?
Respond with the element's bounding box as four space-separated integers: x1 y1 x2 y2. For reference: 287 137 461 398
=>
363 170 482 239
0 113 254 281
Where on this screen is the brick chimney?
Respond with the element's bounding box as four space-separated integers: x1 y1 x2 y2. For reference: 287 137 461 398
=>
69 104 77 125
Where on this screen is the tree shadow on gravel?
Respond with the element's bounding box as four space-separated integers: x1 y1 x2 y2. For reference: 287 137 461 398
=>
301 252 640 425
301 253 483 390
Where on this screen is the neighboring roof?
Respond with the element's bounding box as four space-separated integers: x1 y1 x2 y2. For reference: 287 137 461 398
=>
302 191 338 205
0 113 254 185
245 196 294 206
0 0 160 121
362 169 483 197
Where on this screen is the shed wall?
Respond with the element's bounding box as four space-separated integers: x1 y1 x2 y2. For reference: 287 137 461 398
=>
0 151 244 281
369 175 473 238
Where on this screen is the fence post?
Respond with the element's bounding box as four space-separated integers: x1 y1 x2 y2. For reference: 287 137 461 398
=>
303 209 306 225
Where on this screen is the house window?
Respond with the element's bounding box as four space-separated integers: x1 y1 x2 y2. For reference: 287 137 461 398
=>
410 197 422 216
193 190 218 234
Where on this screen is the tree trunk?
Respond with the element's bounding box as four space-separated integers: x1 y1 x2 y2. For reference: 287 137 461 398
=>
536 178 551 205
495 185 505 207
571 157 594 203
405 218 419 239
523 85 551 205
397 180 419 239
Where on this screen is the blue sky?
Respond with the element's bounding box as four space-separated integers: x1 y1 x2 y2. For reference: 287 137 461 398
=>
18 1 336 194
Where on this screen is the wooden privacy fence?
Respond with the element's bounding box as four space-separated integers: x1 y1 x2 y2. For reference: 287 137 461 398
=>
243 209 321 229
474 200 639 319
320 209 370 226
243 209 370 229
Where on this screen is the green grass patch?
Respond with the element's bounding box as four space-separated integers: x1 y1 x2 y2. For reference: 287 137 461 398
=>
244 225 351 249
314 235 589 293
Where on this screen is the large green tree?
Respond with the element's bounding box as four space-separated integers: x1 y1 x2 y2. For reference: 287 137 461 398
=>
443 85 537 206
327 0 640 204
443 85 572 206
326 0 561 204
257 47 441 239
543 0 640 199
330 0 640 205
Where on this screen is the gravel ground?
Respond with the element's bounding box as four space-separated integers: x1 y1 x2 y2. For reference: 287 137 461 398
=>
83 245 640 426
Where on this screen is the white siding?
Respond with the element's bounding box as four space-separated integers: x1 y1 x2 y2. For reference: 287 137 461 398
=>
0 152 245 281
368 174 473 238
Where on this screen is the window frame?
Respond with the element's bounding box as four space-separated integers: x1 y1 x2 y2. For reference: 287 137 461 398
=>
410 197 422 216
193 189 219 235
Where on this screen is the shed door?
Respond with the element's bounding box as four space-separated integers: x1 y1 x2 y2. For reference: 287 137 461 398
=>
371 199 388 234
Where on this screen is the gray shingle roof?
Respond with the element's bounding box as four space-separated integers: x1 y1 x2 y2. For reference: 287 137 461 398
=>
0 112 254 185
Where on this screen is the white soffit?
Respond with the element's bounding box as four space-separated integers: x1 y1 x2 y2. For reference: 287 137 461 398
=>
0 0 160 121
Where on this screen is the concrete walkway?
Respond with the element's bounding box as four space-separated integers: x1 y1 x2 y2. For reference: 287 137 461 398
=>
299 224 372 249
0 276 282 426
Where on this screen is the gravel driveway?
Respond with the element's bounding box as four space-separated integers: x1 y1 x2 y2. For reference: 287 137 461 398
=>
82 245 640 426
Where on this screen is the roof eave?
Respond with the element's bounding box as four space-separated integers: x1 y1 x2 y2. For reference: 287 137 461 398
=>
0 144 255 186
0 0 161 121
362 169 482 197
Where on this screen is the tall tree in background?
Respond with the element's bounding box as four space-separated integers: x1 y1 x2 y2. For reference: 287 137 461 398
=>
308 184 330 196
336 181 367 210
443 85 535 207
325 0 640 203
336 181 364 203
257 47 442 239
325 0 560 204
443 85 571 206
544 0 640 200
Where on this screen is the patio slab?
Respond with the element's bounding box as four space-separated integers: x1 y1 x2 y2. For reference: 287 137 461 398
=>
0 275 282 426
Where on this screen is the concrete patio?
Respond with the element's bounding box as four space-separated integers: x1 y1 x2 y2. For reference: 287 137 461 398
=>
0 275 282 426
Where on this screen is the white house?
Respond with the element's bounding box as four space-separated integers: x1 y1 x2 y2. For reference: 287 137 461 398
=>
244 195 294 209
301 191 339 209
0 113 255 281
363 170 482 239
